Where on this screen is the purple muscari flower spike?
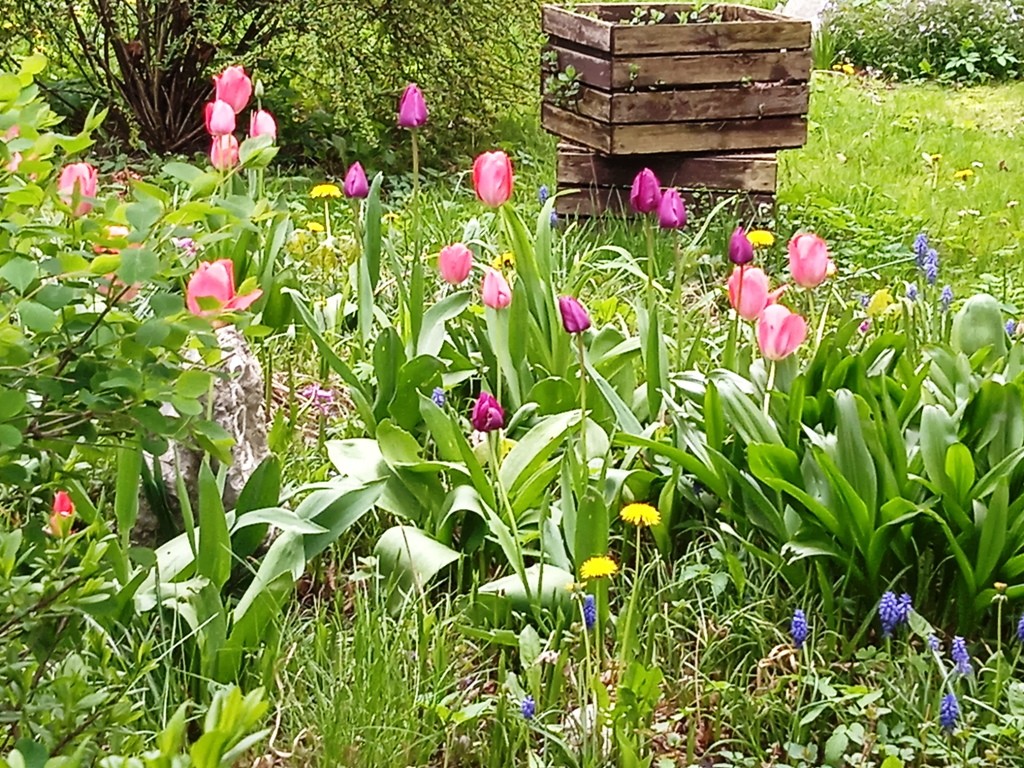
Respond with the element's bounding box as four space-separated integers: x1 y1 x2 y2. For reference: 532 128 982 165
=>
913 232 929 268
939 692 960 731
550 210 559 228
940 285 954 312
1017 614 1024 642
951 636 972 675
896 593 913 625
538 185 550 204
923 248 939 285
1008 320 1018 337
431 387 446 408
790 608 809 649
879 591 901 637
520 695 536 720
907 283 918 301
928 635 941 652
859 293 870 308
583 594 596 630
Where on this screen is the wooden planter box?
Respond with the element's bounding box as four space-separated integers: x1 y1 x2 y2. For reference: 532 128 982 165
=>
542 3 812 155
555 143 776 218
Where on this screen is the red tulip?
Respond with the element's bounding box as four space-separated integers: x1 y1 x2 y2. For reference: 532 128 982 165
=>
438 243 473 285
186 259 262 317
757 304 808 361
343 162 369 199
249 109 277 141
629 168 661 214
213 66 252 113
788 232 833 288
206 100 236 136
482 268 512 309
473 151 514 207
210 135 239 171
558 295 591 334
397 83 428 128
44 491 75 538
58 162 98 216
471 392 504 432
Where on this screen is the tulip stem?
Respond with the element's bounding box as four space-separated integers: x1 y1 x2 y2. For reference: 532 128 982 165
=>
489 431 534 609
409 129 424 349
672 239 684 372
763 359 776 416
576 333 587 481
813 292 832 353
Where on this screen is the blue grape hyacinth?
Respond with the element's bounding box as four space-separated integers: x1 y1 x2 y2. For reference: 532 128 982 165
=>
940 285 954 312
907 283 919 301
951 636 972 675
538 185 549 204
520 695 536 720
939 692 960 732
913 232 929 268
790 608 809 649
1017 614 1024 642
582 594 596 630
879 591 903 637
928 635 942 652
431 387 446 408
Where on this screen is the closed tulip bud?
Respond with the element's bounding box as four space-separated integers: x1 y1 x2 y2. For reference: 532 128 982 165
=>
343 162 369 199
482 267 512 309
397 83 428 128
473 151 514 207
438 243 473 285
558 295 591 334
186 259 262 317
729 227 754 266
213 65 252 113
207 100 236 136
629 168 661 214
757 304 808 361
471 391 505 432
57 162 98 216
45 491 75 538
249 109 277 141
658 188 687 229
210 135 239 171
788 232 833 288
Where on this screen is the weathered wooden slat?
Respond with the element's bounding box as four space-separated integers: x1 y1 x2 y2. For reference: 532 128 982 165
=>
610 116 806 153
554 186 776 219
548 83 809 124
542 103 613 153
611 20 810 55
610 49 811 89
544 45 614 91
542 5 614 53
556 144 777 192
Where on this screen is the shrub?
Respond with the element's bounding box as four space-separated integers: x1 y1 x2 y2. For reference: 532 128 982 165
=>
824 0 1024 82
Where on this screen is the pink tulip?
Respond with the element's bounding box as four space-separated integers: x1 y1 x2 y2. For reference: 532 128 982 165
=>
629 168 661 214
213 66 252 113
658 188 687 229
482 267 512 309
397 83 428 128
210 135 239 171
788 232 833 289
343 162 369 199
206 100 236 136
58 162 98 216
438 243 473 285
186 259 262 317
727 267 771 321
757 303 808 361
558 295 591 334
473 151 514 208
44 490 75 538
249 109 277 141
471 392 504 432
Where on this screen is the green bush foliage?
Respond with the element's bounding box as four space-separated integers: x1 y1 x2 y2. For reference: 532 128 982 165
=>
825 0 1024 82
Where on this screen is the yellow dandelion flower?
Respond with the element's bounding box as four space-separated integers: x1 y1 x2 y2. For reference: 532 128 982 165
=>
580 555 618 580
866 288 895 318
491 251 515 271
310 183 342 199
953 169 975 182
842 63 855 76
746 230 775 248
832 64 843 72
306 221 325 233
620 503 661 527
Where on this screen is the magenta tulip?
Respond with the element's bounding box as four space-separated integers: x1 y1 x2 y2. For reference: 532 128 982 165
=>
788 232 833 288
482 268 512 309
729 227 754 266
344 162 369 199
207 100 236 136
473 151 514 207
249 109 277 141
57 162 98 216
397 83 428 128
213 66 252 113
629 168 661 214
186 259 262 318
210 135 239 171
471 391 505 432
438 243 473 285
757 304 808 361
558 296 591 334
658 188 687 229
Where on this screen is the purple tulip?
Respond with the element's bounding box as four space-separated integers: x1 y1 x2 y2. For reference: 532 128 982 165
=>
658 188 687 230
397 83 428 128
343 162 369 199
558 295 591 334
629 168 661 214
729 227 754 266
471 392 504 432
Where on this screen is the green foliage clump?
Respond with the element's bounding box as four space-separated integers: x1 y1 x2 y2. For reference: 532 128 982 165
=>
825 0 1024 82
